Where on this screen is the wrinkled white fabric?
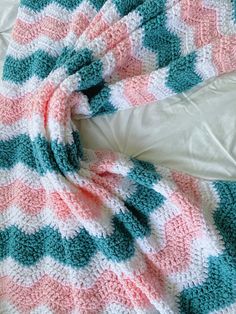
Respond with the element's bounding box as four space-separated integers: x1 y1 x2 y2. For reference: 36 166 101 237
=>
1 0 236 180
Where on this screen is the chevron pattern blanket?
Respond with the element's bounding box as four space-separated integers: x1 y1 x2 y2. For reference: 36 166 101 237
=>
0 0 236 313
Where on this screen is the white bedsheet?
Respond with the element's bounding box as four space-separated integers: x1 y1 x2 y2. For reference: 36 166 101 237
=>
1 0 236 180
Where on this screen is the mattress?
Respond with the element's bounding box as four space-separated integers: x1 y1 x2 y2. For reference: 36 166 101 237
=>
1 0 236 180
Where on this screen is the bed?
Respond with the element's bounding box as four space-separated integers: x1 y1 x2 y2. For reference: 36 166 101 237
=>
1 0 236 180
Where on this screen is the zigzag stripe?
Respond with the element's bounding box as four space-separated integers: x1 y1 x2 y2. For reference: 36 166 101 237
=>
13 17 71 45
181 0 220 48
0 187 166 266
20 0 105 12
18 2 82 23
0 164 41 189
0 174 207 278
7 34 78 59
0 274 149 313
0 133 81 174
179 181 236 313
0 205 84 238
2 1 183 84
3 0 235 89
0 179 170 239
0 193 186 288
2 35 234 131
203 0 236 33
0 250 147 290
3 51 58 84
0 160 167 265
0 76 44 99
0 176 139 237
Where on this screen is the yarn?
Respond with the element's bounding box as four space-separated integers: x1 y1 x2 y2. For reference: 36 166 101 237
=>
0 0 236 313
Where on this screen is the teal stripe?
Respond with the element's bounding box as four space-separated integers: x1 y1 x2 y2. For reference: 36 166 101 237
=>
166 52 202 94
89 0 106 10
89 85 116 116
0 132 81 175
143 11 181 68
113 0 144 16
119 184 165 238
56 48 93 76
20 0 83 12
179 181 236 313
232 0 236 22
137 0 166 24
0 185 165 266
128 159 161 187
126 184 165 215
77 60 104 91
0 226 96 268
20 0 106 12
3 51 58 84
117 204 151 238
3 47 94 84
0 223 132 267
0 159 166 267
0 134 37 170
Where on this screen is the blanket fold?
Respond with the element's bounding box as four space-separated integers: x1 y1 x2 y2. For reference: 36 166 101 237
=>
0 0 236 313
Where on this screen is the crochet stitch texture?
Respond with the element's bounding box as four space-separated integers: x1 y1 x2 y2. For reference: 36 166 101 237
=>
0 0 236 313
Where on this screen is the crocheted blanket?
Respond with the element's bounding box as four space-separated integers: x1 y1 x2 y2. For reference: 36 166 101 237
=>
1 0 236 313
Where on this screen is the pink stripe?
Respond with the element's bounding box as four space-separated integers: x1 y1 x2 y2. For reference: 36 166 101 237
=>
87 13 110 40
212 35 236 75
149 173 204 274
13 17 69 44
116 56 142 80
181 0 220 48
124 74 156 106
132 256 166 301
0 94 30 124
0 179 103 221
0 272 150 312
0 180 46 215
103 21 129 51
71 12 90 37
47 87 72 125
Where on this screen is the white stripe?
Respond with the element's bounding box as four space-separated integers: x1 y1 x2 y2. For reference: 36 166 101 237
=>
47 118 75 144
0 255 109 289
0 164 41 189
103 303 144 314
0 119 28 140
0 249 145 289
0 76 43 98
0 301 19 314
165 181 224 305
8 35 67 59
110 81 131 110
31 305 54 314
148 68 173 100
19 0 97 23
0 205 83 237
102 52 117 77
195 44 217 80
102 0 121 25
0 67 67 100
203 0 236 35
